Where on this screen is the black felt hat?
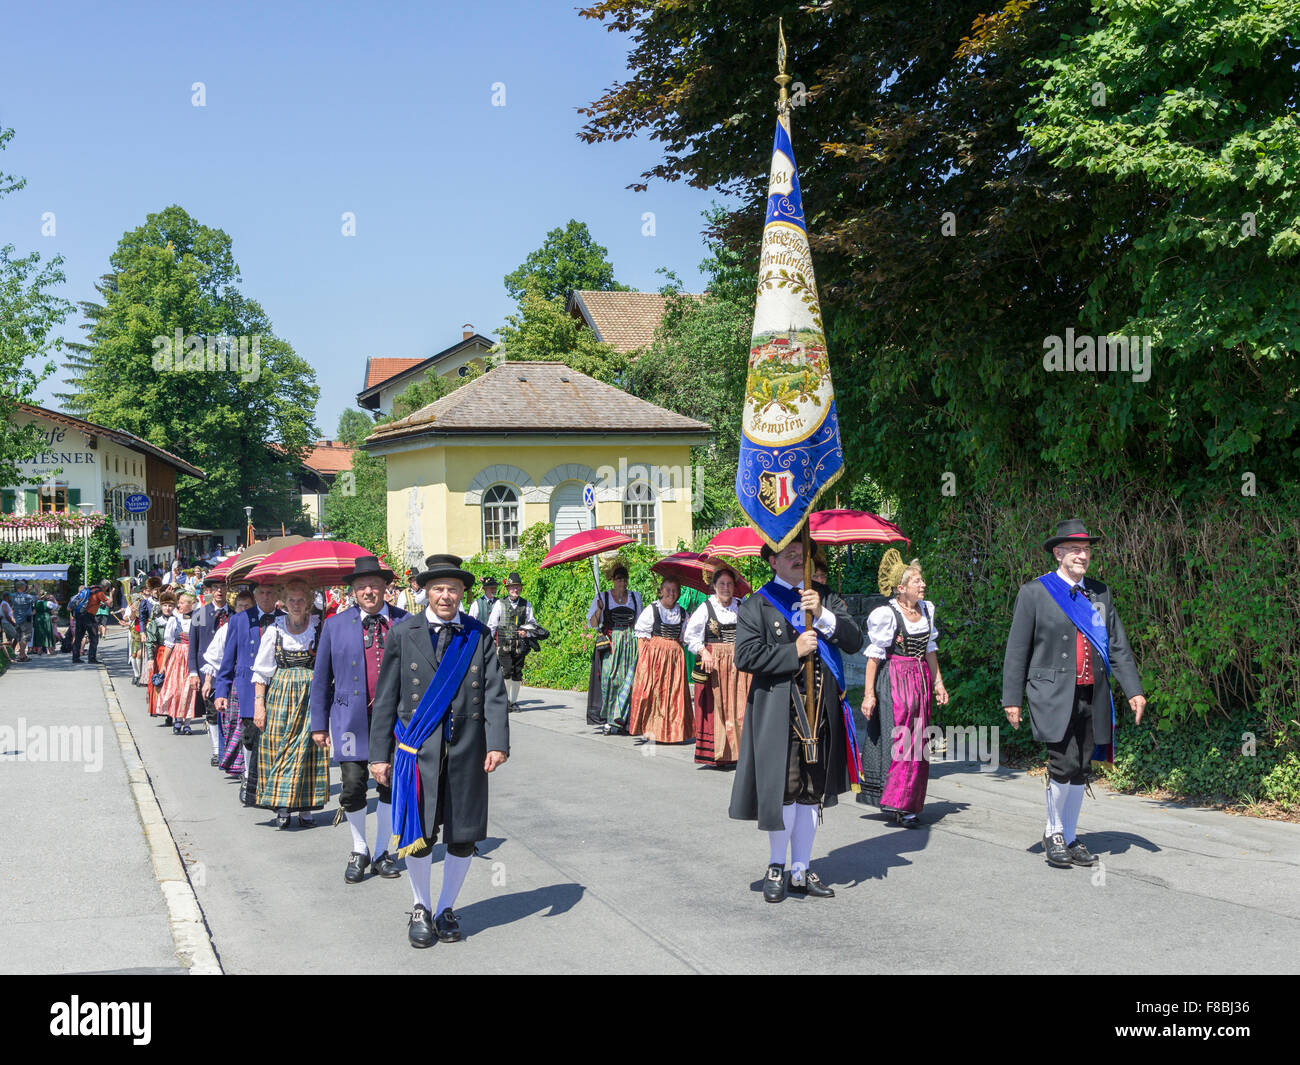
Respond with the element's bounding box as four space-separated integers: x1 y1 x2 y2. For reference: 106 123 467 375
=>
414 553 476 591
1044 518 1103 553
344 554 395 585
482 576 499 589
504 571 523 588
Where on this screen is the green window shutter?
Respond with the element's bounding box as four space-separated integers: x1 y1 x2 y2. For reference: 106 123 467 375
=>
0 489 14 514
67 488 81 506
24 489 38 514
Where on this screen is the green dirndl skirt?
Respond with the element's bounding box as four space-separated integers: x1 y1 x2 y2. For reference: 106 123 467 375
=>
257 664 329 811
600 627 640 726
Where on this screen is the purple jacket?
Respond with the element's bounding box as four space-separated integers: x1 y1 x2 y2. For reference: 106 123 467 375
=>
214 606 283 719
309 604 408 762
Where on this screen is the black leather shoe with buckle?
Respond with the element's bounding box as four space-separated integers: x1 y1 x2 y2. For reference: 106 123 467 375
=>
788 870 835 898
1044 832 1072 867
372 852 400 879
408 905 434 948
344 852 370 884
763 863 787 903
1066 839 1098 866
435 907 461 942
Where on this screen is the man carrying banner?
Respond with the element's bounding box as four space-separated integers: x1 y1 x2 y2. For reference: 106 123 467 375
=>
729 25 862 903
369 554 509 948
1002 519 1146 868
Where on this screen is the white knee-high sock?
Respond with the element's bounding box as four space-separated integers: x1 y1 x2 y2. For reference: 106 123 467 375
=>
407 854 432 910
507 680 520 703
1045 780 1067 836
374 801 393 856
344 809 368 854
768 803 796 866
436 853 473 914
789 804 818 876
1062 784 1086 843
209 723 222 756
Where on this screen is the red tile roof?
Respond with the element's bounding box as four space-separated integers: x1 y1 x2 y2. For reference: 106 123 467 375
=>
568 290 704 355
365 357 425 390
301 440 354 475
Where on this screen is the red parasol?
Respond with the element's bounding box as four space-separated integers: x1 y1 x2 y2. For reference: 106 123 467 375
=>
245 540 373 587
808 509 909 545
540 528 634 569
205 553 242 582
702 525 765 558
651 552 752 598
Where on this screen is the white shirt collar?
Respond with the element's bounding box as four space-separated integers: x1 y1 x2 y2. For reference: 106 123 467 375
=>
425 606 465 626
358 604 389 620
773 574 803 592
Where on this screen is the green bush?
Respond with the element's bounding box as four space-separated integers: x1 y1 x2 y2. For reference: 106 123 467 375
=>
465 521 664 691
1 522 123 587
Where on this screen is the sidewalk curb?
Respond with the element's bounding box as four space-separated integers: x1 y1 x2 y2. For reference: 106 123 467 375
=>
98 665 224 975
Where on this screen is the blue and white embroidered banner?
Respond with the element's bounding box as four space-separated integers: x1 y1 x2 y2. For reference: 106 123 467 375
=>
735 106 844 551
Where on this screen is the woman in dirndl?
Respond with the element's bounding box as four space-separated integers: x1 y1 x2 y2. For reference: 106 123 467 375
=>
252 580 328 828
159 591 203 735
145 592 176 719
31 594 55 655
859 550 948 827
625 577 694 744
586 564 642 735
205 587 253 777
685 563 752 767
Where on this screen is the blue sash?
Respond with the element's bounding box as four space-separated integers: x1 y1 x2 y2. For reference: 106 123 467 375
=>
389 622 481 858
756 582 860 787
1036 572 1115 763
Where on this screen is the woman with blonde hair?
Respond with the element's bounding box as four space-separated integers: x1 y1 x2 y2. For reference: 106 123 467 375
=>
625 577 694 744
859 549 948 826
252 579 328 828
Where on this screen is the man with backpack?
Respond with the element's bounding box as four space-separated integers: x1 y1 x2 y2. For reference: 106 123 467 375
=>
72 581 111 664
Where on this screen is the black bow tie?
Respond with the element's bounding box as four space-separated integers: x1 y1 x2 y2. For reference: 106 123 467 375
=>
429 622 462 634
362 612 389 647
1070 584 1090 600
257 613 276 626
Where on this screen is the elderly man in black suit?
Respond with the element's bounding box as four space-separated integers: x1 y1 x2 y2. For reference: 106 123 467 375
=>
369 554 509 948
188 575 232 766
729 536 863 903
1003 519 1146 868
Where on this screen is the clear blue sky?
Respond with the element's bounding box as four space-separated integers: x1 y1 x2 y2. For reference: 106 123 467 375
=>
1 0 728 437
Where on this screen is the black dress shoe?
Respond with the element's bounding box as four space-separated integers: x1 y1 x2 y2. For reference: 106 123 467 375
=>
408 905 435 948
1043 832 1073 868
1066 839 1098 866
209 755 219 767
372 852 400 879
241 785 258 808
788 870 835 898
344 852 370 883
435 907 461 943
762 863 787 903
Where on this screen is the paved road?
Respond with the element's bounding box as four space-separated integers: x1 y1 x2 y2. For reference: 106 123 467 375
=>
13 630 1300 974
0 632 182 974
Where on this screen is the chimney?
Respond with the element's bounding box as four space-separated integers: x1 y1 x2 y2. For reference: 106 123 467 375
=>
462 323 474 340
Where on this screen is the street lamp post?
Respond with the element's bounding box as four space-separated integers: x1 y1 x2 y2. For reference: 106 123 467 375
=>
76 503 95 585
243 506 253 547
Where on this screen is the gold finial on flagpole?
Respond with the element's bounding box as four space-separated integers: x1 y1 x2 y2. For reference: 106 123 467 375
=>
776 18 791 114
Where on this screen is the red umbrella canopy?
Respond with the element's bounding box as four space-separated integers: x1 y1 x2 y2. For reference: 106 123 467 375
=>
245 540 373 588
540 528 634 569
652 552 752 598
703 526 765 558
809 509 909 545
205 553 241 582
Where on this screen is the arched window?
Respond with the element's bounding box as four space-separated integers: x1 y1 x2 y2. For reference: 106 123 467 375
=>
482 484 519 551
623 481 656 546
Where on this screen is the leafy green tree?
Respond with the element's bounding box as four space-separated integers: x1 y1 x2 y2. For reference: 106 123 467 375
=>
61 206 320 530
503 219 629 303
335 408 374 447
0 123 73 488
390 360 484 420
496 279 630 383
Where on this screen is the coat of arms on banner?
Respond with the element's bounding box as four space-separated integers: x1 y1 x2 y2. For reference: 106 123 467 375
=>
758 469 797 515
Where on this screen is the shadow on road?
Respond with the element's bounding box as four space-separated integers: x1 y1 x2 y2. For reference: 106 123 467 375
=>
455 882 585 936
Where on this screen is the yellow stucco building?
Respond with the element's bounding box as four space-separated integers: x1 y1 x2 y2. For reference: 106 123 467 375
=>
364 361 711 569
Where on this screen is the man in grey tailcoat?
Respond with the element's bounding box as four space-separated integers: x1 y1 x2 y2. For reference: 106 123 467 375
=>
1003 519 1146 869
